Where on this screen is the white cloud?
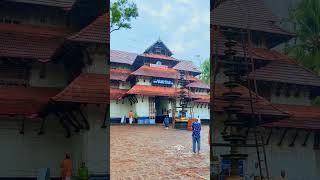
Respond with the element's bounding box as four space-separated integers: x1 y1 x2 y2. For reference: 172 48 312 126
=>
175 0 192 5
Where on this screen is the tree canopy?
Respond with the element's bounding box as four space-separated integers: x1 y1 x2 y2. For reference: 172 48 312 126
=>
284 0 320 74
199 59 210 84
110 0 138 33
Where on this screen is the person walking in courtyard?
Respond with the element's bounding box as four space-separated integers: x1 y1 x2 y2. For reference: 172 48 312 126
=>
60 153 72 180
120 114 126 125
275 170 288 180
163 115 169 129
192 118 201 154
78 162 89 180
197 115 201 124
128 110 133 125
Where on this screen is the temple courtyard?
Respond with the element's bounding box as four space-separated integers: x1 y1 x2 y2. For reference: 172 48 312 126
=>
110 125 210 180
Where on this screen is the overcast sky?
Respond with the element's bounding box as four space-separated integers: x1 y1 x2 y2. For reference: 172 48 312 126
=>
110 0 210 67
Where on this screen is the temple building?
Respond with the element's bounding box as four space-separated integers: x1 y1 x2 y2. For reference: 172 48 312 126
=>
110 40 210 126
0 0 108 178
211 0 320 179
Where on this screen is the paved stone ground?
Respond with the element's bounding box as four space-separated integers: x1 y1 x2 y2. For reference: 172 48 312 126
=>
110 124 210 180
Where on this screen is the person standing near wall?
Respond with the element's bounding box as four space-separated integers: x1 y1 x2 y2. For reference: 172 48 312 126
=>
60 153 72 180
192 118 201 154
78 162 89 180
163 114 169 129
128 110 133 125
275 170 288 180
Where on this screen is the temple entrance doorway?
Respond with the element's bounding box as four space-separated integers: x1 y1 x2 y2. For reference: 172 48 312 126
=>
155 96 170 123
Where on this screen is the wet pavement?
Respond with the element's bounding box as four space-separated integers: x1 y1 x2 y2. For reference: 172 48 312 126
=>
110 124 210 180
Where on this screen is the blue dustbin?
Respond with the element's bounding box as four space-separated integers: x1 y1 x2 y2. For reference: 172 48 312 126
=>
144 119 150 124
138 119 144 124
149 119 155 124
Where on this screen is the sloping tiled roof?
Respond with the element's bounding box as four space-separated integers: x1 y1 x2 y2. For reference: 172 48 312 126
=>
6 0 76 10
186 81 210 89
193 94 210 103
52 73 108 104
186 75 200 82
110 88 127 100
0 87 59 115
263 104 320 129
110 69 132 81
141 53 177 61
214 84 288 117
249 60 320 87
110 50 137 65
211 0 292 35
127 85 180 97
0 23 67 62
249 48 291 62
68 13 108 44
132 65 179 79
173 60 201 74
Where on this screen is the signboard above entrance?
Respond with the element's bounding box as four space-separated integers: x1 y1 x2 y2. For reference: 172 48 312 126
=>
150 63 168 69
152 78 173 87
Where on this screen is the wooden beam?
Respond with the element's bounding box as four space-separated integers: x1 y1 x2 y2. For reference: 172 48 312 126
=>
278 128 288 146
101 108 108 128
55 112 71 138
302 131 311 146
67 112 83 129
77 109 90 130
265 128 273 145
289 129 299 147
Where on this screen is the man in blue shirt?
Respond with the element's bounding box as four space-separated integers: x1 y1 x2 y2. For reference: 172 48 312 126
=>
192 118 201 154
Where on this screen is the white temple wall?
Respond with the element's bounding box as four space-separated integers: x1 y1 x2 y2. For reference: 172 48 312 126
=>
134 96 150 117
85 52 108 74
212 115 320 180
29 62 67 88
110 99 131 118
136 77 151 86
192 103 210 119
270 88 311 106
0 105 108 178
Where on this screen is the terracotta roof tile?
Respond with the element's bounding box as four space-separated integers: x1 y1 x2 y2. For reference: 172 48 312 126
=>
127 85 182 97
6 0 76 10
141 53 177 61
110 69 132 81
263 104 320 129
110 88 127 100
132 65 179 79
193 94 210 103
0 86 59 115
211 0 292 35
186 81 210 89
52 73 108 104
173 60 201 74
0 23 67 62
68 13 108 44
110 50 137 65
249 60 320 87
214 84 288 117
186 75 200 82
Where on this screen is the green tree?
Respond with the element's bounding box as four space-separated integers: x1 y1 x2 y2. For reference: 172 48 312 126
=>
200 59 210 84
110 0 138 33
284 0 320 74
284 0 320 105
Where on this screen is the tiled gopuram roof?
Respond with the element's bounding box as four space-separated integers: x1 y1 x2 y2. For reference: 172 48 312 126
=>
211 0 292 36
0 23 68 62
186 75 200 82
110 88 127 100
110 50 137 65
249 60 320 87
127 85 181 97
173 60 201 74
132 65 179 79
140 53 177 61
68 13 108 44
5 0 76 10
52 73 108 104
214 84 288 117
0 87 59 116
263 104 320 130
193 94 210 103
186 81 210 89
110 69 132 81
